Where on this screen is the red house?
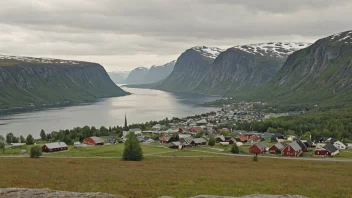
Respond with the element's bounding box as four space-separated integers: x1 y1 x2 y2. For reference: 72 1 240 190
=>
249 142 268 154
281 142 302 157
315 143 339 156
42 142 68 153
84 136 104 145
269 142 287 154
237 135 248 143
249 135 260 141
296 140 308 152
189 127 203 133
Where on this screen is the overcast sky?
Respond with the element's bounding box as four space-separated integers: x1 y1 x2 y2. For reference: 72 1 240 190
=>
0 0 351 71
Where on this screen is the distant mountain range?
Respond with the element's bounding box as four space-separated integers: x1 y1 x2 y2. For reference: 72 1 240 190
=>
108 71 130 84
125 30 352 107
125 60 176 84
0 55 128 110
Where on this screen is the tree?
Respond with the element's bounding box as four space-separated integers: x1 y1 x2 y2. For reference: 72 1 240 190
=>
26 135 35 145
20 135 26 143
0 142 5 153
122 132 143 161
5 133 14 144
30 145 42 158
231 144 239 154
195 131 204 138
40 129 46 141
208 137 215 147
0 135 4 142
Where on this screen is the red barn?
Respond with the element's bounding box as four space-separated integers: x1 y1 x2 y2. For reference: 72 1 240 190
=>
281 142 302 157
249 142 267 154
42 142 68 153
84 136 104 145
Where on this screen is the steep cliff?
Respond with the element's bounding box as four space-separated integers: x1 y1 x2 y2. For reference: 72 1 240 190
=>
195 42 310 95
253 30 352 105
143 60 176 84
125 67 149 84
156 46 224 92
0 55 128 110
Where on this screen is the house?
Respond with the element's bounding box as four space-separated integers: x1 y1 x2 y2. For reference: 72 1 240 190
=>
271 133 284 142
235 142 244 147
249 135 260 141
261 132 274 140
227 137 236 144
169 141 182 149
196 119 207 126
333 141 346 150
315 143 326 149
84 136 104 145
159 137 172 144
215 135 225 142
281 141 302 157
143 137 155 143
346 143 352 149
152 124 162 131
42 142 68 153
296 140 308 152
303 139 313 148
189 127 203 133
179 137 193 145
129 128 142 136
237 135 248 143
315 143 339 156
107 136 117 144
191 138 207 146
269 142 287 154
249 142 267 154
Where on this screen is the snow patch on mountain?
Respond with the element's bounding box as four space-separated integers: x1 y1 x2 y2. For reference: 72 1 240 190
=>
329 30 352 43
0 54 82 65
232 42 311 58
192 46 225 59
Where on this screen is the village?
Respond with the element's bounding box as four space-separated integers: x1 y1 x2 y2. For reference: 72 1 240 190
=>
32 104 352 160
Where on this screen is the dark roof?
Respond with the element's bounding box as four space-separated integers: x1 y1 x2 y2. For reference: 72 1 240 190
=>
44 142 68 149
259 141 268 148
296 140 307 149
305 139 313 147
273 142 285 150
281 142 287 147
324 143 338 153
191 138 207 144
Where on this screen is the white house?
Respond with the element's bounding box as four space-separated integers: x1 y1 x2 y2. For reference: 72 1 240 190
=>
123 128 142 136
152 124 162 130
333 141 346 150
315 143 326 149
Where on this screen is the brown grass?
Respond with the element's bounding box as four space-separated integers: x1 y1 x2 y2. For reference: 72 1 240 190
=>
0 157 351 198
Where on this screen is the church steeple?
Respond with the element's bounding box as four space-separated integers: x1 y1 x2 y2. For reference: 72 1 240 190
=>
123 113 129 131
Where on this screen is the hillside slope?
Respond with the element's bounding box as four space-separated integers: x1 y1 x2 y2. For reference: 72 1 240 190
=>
0 55 128 110
252 30 352 106
195 42 310 95
108 71 129 84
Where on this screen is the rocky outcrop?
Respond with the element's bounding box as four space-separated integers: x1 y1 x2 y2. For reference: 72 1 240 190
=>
253 30 352 105
0 55 128 110
125 67 149 84
0 188 125 198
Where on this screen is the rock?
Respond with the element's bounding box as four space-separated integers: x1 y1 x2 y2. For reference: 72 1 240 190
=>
0 188 125 198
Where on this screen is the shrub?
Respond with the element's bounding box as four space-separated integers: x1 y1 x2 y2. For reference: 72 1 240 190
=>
30 146 42 158
26 135 35 145
253 155 259 162
231 144 239 154
122 132 143 161
208 137 215 147
0 142 5 153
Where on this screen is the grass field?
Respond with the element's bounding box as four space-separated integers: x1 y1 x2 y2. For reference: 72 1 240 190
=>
0 157 351 198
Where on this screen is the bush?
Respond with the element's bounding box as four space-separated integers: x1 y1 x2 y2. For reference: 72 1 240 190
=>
30 146 42 158
26 135 35 145
253 155 259 162
0 142 5 153
208 137 215 147
122 132 143 161
231 144 239 154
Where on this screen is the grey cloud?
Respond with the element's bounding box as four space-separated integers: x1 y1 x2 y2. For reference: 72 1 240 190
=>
0 0 351 71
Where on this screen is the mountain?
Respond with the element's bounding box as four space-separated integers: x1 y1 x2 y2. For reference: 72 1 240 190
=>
125 67 149 84
251 30 352 106
194 42 311 95
156 46 224 92
0 55 129 110
108 71 130 84
143 60 176 84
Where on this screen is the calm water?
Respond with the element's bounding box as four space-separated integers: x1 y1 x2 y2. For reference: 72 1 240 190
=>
0 87 220 138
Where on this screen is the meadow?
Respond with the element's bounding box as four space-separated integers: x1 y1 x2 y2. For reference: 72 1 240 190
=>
0 157 351 198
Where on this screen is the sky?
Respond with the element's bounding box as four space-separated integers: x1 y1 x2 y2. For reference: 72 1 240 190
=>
0 0 351 72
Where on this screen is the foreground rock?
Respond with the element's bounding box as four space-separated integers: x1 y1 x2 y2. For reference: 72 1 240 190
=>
0 188 125 198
